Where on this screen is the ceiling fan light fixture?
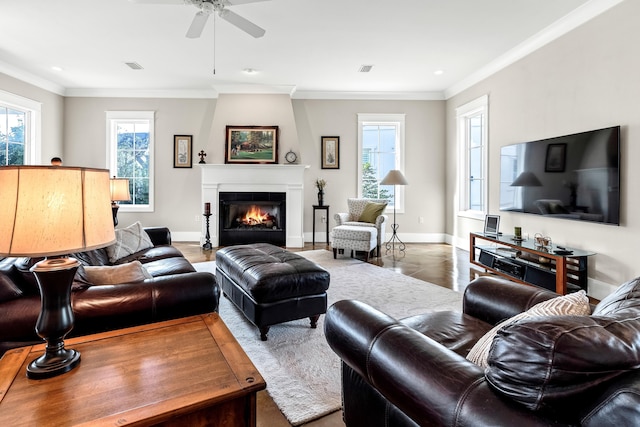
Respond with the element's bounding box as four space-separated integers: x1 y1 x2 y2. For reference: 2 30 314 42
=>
359 64 374 73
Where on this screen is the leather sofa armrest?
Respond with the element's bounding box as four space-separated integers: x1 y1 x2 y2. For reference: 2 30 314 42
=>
325 300 551 426
463 276 558 325
144 227 171 246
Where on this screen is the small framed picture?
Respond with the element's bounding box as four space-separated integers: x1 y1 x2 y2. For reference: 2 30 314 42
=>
173 135 192 168
545 143 566 172
321 136 339 169
484 214 500 236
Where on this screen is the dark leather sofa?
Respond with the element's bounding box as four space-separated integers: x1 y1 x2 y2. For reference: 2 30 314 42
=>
325 276 640 426
0 227 219 355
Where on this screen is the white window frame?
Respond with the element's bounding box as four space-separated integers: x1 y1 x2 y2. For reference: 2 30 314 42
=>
357 113 406 212
106 111 155 212
0 90 41 165
456 95 489 220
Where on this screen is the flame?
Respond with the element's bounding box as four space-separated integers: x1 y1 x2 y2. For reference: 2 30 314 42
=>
242 205 270 225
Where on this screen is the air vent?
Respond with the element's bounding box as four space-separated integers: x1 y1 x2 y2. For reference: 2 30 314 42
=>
358 64 374 73
124 62 144 70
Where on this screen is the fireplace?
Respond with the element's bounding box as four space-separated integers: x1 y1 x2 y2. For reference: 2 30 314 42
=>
201 164 308 248
219 192 286 246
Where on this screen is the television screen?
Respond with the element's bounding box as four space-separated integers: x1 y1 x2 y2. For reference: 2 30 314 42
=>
500 126 620 225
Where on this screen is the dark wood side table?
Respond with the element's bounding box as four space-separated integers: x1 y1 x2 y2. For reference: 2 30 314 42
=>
0 314 266 427
312 205 330 245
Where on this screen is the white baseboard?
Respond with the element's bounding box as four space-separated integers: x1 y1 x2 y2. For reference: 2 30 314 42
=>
171 231 201 242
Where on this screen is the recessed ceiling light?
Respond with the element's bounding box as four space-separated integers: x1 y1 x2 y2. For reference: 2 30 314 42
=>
434 69 444 76
243 68 258 75
51 66 63 72
359 65 374 73
124 62 144 70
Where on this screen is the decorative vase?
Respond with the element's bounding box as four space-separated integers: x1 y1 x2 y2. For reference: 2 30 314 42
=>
317 190 324 206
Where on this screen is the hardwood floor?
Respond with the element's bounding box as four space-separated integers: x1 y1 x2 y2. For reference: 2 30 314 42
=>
173 241 479 427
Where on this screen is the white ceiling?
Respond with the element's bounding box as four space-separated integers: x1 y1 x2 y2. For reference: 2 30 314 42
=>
0 0 620 99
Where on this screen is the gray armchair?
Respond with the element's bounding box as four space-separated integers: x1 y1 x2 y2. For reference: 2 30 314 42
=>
334 198 388 256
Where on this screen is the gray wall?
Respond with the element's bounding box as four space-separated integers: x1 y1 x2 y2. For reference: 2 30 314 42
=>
446 0 640 297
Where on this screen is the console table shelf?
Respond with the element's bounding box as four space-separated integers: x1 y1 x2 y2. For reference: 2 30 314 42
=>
470 232 595 295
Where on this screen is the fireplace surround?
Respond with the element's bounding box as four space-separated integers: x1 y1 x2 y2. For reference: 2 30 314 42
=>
201 164 308 247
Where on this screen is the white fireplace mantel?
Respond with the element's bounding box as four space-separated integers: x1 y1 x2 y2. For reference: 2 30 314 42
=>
201 164 309 247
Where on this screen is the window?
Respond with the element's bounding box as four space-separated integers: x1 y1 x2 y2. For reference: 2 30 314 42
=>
0 90 41 165
456 95 488 218
106 111 155 212
357 113 405 211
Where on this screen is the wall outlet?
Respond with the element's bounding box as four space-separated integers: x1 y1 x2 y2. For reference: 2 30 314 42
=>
419 216 424 224
321 215 327 223
195 215 200 222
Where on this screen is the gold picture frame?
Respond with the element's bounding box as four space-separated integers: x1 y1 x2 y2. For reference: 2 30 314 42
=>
225 125 279 164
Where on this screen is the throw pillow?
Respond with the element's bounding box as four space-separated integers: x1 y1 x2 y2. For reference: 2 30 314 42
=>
358 202 387 224
466 290 590 367
106 221 154 263
0 274 23 302
82 261 152 286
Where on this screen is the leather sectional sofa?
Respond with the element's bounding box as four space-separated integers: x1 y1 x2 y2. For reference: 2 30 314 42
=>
0 227 219 355
325 276 640 426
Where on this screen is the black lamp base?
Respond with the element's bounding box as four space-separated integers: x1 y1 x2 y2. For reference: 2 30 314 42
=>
27 348 81 380
28 258 81 380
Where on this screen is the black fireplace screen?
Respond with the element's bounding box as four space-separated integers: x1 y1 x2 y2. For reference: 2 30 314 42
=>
218 192 286 246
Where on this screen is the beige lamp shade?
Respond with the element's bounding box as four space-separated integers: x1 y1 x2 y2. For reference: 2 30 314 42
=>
0 166 116 257
110 177 131 202
380 169 408 186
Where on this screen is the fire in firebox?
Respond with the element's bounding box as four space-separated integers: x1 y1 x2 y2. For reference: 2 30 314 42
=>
235 205 278 229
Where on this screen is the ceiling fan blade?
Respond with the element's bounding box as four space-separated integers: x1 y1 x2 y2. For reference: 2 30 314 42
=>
219 9 265 38
225 0 270 5
128 0 185 4
186 11 210 38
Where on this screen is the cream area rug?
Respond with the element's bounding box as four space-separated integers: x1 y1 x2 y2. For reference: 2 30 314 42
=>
194 250 462 426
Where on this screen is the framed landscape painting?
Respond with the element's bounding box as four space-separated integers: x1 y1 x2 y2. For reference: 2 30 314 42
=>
225 125 279 164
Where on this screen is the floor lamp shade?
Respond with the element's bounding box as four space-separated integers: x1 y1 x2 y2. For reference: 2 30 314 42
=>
380 169 408 186
0 166 116 379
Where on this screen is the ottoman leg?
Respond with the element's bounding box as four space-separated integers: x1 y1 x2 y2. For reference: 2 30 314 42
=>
309 315 320 329
260 326 270 341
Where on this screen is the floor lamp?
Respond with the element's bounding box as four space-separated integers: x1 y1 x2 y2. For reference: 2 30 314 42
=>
0 166 116 379
380 169 408 255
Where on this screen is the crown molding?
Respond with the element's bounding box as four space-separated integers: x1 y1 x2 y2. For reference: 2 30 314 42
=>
64 88 219 98
0 60 66 96
444 0 625 99
291 91 445 101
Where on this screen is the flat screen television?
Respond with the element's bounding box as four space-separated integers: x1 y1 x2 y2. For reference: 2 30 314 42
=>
500 126 620 225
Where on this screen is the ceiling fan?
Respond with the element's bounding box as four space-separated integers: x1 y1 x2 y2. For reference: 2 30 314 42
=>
130 0 269 39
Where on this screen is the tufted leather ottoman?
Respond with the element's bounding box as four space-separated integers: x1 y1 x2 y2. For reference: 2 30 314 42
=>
215 243 330 340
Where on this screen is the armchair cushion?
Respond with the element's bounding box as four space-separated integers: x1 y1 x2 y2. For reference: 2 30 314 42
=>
466 290 590 367
358 202 387 224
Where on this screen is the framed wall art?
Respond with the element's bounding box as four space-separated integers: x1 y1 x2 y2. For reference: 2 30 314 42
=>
225 125 279 164
545 143 566 172
321 136 339 169
173 135 192 168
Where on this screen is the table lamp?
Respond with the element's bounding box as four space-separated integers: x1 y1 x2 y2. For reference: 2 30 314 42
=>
380 169 409 255
110 176 131 226
0 166 116 379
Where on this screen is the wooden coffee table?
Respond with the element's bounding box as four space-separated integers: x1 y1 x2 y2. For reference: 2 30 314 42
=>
0 313 265 426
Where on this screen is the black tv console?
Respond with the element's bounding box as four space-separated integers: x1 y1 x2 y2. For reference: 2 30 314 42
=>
470 232 595 295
